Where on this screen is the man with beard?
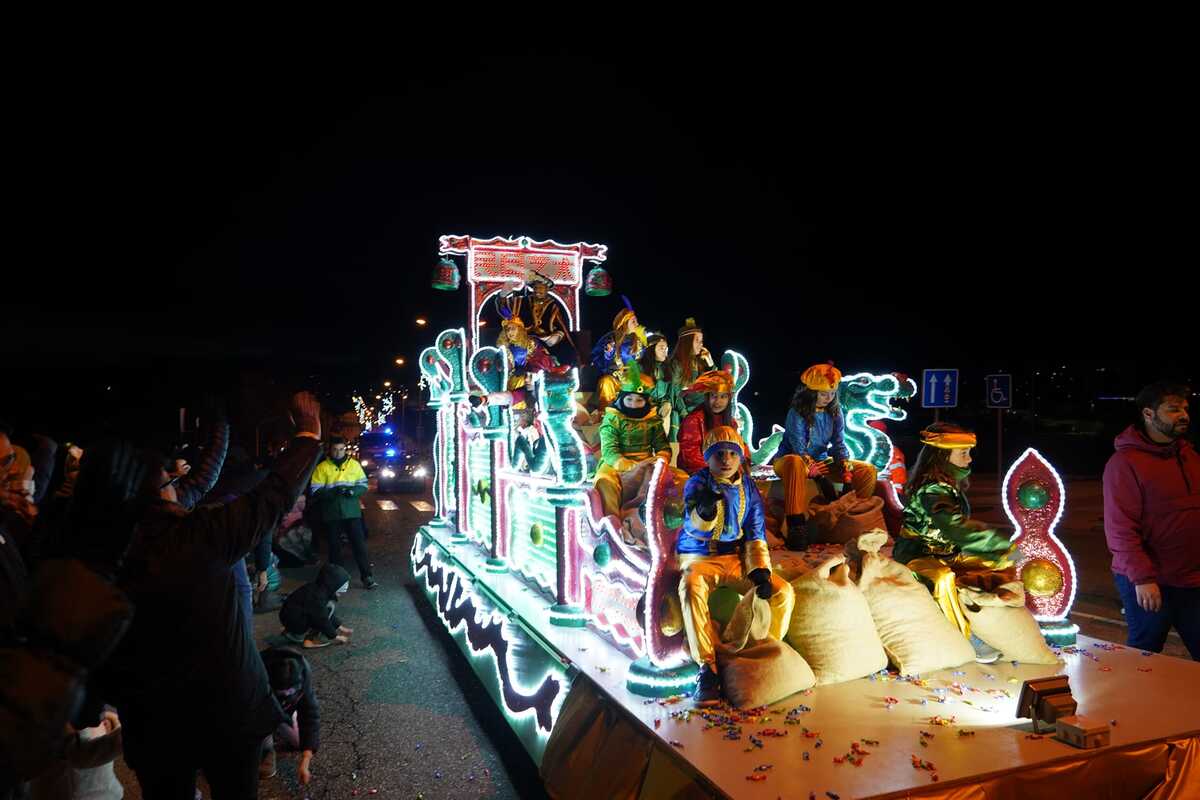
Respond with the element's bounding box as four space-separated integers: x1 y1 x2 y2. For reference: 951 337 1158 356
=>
1104 381 1199 659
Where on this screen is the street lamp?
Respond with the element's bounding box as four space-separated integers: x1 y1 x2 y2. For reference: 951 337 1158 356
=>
383 381 391 388
395 357 405 366
415 317 427 327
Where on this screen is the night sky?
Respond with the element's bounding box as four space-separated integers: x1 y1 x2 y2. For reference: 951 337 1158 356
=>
5 46 1194 450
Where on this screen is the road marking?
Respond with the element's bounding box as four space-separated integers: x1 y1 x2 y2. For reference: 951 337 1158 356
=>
410 500 435 512
1070 610 1183 640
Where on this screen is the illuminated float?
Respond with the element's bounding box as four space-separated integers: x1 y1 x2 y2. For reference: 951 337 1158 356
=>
411 234 1200 797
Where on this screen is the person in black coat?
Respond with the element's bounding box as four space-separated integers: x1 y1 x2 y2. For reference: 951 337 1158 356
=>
278 562 353 648
258 647 319 784
87 392 323 800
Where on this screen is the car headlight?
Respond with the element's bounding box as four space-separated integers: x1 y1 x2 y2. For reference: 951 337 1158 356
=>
412 466 428 478
380 468 396 478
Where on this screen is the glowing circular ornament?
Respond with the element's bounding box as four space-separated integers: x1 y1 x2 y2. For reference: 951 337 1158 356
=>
593 542 611 568
529 522 544 547
1017 480 1051 510
659 594 683 637
431 257 460 291
708 586 740 626
662 499 684 530
1021 558 1064 597
585 265 612 296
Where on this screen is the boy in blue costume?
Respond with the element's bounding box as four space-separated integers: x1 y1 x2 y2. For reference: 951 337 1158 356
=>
678 426 795 705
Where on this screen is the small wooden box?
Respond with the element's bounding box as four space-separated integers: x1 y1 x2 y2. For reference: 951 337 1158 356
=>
1055 715 1111 749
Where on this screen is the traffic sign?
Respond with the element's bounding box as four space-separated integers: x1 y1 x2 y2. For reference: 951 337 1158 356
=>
922 369 959 408
986 374 1013 409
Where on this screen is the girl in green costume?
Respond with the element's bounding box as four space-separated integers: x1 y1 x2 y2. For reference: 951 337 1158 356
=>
894 423 1019 662
638 334 683 443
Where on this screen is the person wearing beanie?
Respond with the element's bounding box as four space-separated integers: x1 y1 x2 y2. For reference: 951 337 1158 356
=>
677 426 794 706
771 362 878 550
593 360 677 519
677 370 744 474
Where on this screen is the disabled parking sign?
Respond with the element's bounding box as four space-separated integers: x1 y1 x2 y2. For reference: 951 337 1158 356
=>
986 374 1013 409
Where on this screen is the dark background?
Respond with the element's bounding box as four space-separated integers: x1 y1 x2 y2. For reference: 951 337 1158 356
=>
4 45 1194 473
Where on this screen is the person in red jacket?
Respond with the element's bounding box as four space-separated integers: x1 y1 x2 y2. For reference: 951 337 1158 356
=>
1103 381 1199 659
677 370 744 474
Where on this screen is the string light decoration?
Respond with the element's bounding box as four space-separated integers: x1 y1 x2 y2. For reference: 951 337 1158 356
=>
1002 448 1079 644
838 371 917 474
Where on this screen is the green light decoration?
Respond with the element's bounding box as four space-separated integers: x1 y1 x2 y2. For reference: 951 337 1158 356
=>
662 499 685 531
436 328 469 401
530 522 545 547
418 345 452 408
720 350 785 467
838 372 917 473
625 656 697 698
469 346 509 436
593 542 611 567
1018 480 1051 510
537 370 586 485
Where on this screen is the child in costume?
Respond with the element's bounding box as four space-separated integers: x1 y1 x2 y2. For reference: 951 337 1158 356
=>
495 308 567 409
637 333 682 443
594 360 675 519
677 370 744 474
678 426 795 705
892 423 1018 662
771 363 878 549
668 317 715 392
595 332 645 410
591 297 645 374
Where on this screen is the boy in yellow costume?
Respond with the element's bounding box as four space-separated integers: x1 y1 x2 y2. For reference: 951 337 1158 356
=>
679 426 795 705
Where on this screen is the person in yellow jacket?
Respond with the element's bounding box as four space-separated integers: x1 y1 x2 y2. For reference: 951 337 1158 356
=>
310 437 377 590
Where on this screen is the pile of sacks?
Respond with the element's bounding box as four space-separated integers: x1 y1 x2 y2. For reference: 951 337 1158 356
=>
712 530 1060 708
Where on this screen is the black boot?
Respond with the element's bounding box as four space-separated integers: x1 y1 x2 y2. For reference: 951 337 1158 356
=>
785 515 810 551
692 665 722 707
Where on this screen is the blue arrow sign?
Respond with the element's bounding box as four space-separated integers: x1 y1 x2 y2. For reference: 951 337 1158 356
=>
986 374 1013 409
922 369 959 408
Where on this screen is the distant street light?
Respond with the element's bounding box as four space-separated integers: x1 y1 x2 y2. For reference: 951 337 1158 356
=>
415 317 427 326
383 381 391 388
395 357 405 366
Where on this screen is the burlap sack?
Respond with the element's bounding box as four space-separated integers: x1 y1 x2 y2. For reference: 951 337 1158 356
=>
785 556 888 684
851 532 976 675
717 589 816 708
809 495 886 544
960 582 1061 665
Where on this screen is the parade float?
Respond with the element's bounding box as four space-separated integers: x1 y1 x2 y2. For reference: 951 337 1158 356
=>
411 235 1200 798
